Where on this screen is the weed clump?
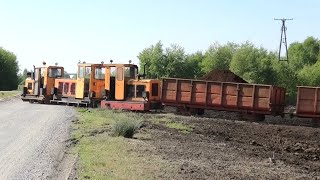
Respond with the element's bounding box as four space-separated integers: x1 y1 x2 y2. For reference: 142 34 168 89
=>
112 113 142 138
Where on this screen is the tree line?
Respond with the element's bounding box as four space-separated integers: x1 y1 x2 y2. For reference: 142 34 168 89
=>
1 36 320 103
0 47 20 90
138 37 320 103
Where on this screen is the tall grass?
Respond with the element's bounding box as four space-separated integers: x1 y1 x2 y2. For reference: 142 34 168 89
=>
111 113 143 138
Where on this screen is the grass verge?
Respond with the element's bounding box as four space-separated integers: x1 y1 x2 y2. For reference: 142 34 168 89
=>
0 91 20 99
72 109 173 179
165 122 193 133
112 115 142 138
150 115 193 133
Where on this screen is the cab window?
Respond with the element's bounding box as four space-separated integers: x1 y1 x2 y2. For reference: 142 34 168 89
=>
126 85 134 98
27 83 32 90
41 67 45 77
85 67 91 79
124 66 137 79
49 68 62 78
94 67 105 80
110 67 116 77
136 85 146 97
78 67 84 78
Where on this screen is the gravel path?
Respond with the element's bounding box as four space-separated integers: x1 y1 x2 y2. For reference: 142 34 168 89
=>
0 98 75 179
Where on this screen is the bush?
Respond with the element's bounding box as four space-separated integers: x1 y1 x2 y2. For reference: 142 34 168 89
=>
111 114 142 138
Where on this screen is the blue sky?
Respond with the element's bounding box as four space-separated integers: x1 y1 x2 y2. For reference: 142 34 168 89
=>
0 0 319 73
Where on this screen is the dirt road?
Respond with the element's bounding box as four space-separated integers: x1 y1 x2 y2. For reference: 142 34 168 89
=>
0 98 75 179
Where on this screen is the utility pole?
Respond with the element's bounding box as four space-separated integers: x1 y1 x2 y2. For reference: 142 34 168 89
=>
274 18 293 62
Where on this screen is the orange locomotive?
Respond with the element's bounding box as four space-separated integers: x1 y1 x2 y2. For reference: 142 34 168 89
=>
21 62 64 103
100 62 163 111
49 61 163 110
50 62 106 107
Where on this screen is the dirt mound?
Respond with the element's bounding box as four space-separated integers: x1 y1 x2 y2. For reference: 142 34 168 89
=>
201 69 247 83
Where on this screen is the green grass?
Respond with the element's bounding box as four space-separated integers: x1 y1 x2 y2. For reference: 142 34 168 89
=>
149 115 193 134
0 91 20 99
166 122 193 133
111 115 142 138
73 109 172 179
150 117 170 124
78 135 170 179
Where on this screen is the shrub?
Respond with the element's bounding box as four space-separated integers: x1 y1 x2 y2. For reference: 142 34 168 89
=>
111 114 142 138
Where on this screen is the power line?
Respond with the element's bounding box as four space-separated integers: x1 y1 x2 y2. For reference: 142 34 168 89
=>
274 18 293 62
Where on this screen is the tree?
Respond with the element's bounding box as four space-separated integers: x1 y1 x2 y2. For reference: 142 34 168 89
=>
18 68 28 85
230 42 273 83
298 61 320 86
201 42 238 73
183 51 205 79
138 41 166 79
137 37 320 104
289 36 320 71
0 47 19 90
273 62 298 104
164 44 186 78
138 42 188 78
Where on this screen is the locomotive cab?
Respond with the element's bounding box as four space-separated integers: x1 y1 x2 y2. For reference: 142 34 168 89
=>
101 63 162 111
51 63 106 107
21 64 64 103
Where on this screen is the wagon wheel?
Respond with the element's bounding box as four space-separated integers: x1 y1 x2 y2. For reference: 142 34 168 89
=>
311 118 320 128
238 113 265 122
188 108 205 116
255 114 265 122
196 108 205 115
175 107 188 116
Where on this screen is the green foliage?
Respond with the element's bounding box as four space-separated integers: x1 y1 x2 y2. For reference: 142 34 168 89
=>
230 42 277 84
273 62 298 104
165 122 192 134
201 42 238 73
18 68 28 85
298 61 320 86
289 37 320 71
138 41 166 79
138 36 320 104
184 51 205 78
111 113 142 138
0 47 19 90
138 41 204 79
164 44 186 78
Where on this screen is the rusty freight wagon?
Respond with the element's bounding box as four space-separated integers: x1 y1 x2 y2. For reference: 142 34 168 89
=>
295 86 320 122
161 78 286 121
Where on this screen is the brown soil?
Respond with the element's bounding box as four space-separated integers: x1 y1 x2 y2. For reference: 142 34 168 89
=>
201 69 247 83
135 111 320 179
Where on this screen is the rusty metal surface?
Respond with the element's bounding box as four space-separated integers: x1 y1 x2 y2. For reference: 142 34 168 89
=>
101 100 149 111
296 86 320 118
161 78 286 115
